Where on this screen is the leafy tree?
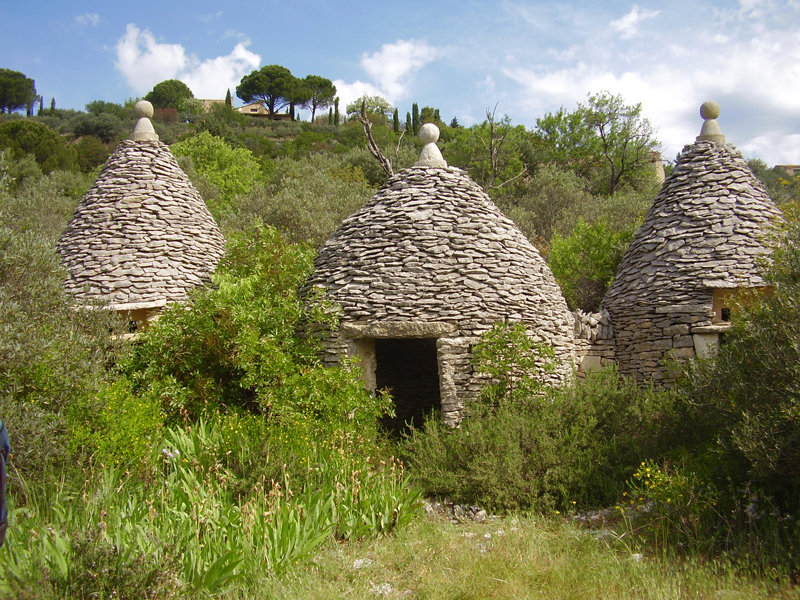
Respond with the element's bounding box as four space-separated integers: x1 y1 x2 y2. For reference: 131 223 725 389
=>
0 69 36 114
236 65 295 118
170 132 261 215
333 97 340 127
75 135 111 172
144 79 194 109
531 91 660 196
0 120 77 173
70 112 127 144
300 75 336 123
345 95 392 121
85 100 132 120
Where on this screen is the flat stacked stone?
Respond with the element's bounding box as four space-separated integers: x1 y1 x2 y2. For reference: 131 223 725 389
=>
602 102 783 382
304 129 575 423
57 102 225 311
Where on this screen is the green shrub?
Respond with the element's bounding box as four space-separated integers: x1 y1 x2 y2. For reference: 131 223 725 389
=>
404 365 678 512
548 218 634 311
68 378 163 469
122 224 386 431
0 120 78 173
170 132 262 216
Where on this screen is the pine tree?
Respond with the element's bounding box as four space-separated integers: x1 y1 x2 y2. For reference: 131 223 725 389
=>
450 116 460 128
412 103 420 136
393 108 400 134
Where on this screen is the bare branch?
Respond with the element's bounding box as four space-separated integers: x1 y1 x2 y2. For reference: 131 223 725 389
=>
357 113 393 178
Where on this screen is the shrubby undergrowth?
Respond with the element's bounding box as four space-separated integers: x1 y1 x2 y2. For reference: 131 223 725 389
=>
404 325 679 512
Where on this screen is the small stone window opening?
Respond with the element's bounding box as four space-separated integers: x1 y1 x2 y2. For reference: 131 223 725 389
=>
712 288 736 323
375 338 441 435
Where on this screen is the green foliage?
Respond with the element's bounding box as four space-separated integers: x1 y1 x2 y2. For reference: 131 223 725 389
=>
170 131 261 215
225 153 374 245
748 158 800 207
442 114 527 196
0 120 77 173
69 112 126 143
548 218 634 311
68 378 163 469
144 79 194 109
472 322 555 406
0 69 36 115
681 219 800 505
74 134 111 172
121 225 381 429
531 91 660 196
498 164 593 245
85 99 132 120
404 366 678 512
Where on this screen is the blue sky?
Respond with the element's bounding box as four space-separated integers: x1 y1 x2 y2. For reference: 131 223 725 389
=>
2 0 799 166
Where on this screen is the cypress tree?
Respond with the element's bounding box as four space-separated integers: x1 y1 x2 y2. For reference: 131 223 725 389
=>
406 112 412 133
333 97 339 127
328 108 333 126
393 108 399 134
412 103 420 136
50 97 56 115
225 89 232 107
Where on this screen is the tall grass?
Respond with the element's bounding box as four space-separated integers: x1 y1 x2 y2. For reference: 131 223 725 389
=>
0 419 422 598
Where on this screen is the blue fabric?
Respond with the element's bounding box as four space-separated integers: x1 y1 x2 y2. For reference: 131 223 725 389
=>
0 418 9 523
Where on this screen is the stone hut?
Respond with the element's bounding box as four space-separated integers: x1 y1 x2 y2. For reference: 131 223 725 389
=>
601 102 783 383
302 124 576 428
57 100 226 328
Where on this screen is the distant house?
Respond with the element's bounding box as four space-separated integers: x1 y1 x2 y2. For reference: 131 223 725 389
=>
199 99 225 111
234 102 292 120
775 165 800 177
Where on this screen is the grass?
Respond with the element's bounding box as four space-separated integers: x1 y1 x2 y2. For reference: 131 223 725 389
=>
244 513 800 600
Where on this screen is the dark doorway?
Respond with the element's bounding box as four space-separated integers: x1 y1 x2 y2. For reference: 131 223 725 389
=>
376 338 441 434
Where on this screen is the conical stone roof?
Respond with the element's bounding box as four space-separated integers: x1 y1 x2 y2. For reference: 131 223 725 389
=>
603 105 782 309
57 102 225 309
303 165 575 356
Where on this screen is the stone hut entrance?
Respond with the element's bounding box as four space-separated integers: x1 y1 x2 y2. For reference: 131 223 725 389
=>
376 338 441 433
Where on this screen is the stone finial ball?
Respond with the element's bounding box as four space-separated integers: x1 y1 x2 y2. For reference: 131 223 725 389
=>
134 100 155 119
700 101 720 120
419 123 440 144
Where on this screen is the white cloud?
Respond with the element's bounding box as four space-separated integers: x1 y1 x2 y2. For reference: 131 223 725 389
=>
182 43 260 99
499 3 800 165
75 13 100 27
360 39 441 102
331 80 385 114
609 5 660 39
114 24 260 99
